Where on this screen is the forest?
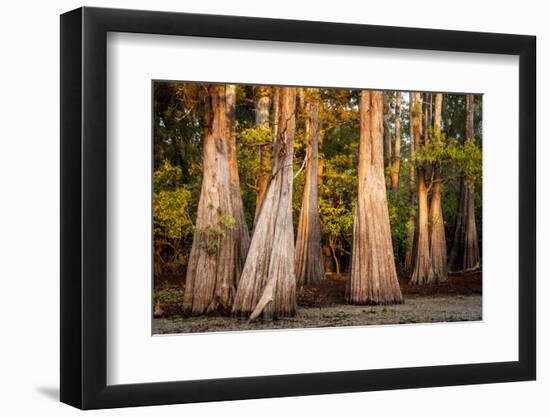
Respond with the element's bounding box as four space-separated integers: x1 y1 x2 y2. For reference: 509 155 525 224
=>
152 82 482 333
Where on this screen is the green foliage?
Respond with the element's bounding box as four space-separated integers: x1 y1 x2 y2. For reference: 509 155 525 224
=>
156 286 184 305
153 160 194 276
447 138 483 185
414 132 482 186
152 83 483 279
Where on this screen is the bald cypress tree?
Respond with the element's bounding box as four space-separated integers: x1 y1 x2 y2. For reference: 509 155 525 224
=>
448 95 481 273
232 87 297 320
295 88 325 285
410 92 435 285
226 85 250 272
428 93 448 282
183 85 238 314
348 90 403 305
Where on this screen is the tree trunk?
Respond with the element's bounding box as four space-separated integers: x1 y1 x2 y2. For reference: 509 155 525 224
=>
295 89 325 285
410 92 435 285
404 93 416 271
383 92 393 177
232 87 297 320
254 86 272 225
226 85 251 272
390 92 401 191
428 93 448 282
348 90 403 305
448 95 481 273
183 85 238 314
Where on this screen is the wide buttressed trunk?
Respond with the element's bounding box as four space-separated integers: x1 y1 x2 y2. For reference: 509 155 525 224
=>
226 85 251 272
428 93 448 282
448 95 481 273
183 85 238 315
348 90 403 305
295 89 325 285
410 92 435 285
232 87 297 320
254 86 272 224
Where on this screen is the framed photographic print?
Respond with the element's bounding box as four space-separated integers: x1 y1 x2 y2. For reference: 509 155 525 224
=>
60 6 536 410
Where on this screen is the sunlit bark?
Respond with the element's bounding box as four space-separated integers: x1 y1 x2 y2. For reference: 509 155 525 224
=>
232 87 297 320
348 90 403 305
183 85 238 314
390 92 402 191
428 93 448 282
226 85 251 272
410 93 435 285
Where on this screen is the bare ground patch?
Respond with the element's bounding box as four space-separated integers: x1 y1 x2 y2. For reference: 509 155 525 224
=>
153 293 481 334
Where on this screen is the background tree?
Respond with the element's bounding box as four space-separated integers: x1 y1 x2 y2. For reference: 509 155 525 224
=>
226 84 250 271
428 93 448 281
390 92 402 191
253 86 272 223
348 90 403 305
183 85 239 314
410 92 435 285
232 87 298 320
295 89 325 285
448 94 481 273
404 93 417 271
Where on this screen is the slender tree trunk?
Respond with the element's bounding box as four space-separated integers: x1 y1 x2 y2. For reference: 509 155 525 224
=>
404 93 417 271
410 93 435 285
428 93 448 282
390 92 401 191
226 85 251 272
232 87 297 320
383 92 393 178
295 89 325 285
183 85 238 314
448 95 481 273
329 237 341 275
348 90 403 305
254 86 272 224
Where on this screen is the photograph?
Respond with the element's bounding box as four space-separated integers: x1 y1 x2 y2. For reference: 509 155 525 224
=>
152 82 483 334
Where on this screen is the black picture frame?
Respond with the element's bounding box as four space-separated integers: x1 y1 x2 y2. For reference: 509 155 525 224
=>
60 6 536 410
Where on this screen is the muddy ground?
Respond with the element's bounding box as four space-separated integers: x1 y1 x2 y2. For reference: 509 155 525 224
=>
153 273 482 334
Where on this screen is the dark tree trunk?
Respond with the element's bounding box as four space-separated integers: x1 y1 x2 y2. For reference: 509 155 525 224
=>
428 93 448 282
348 90 403 305
226 85 251 272
254 86 272 225
232 87 297 320
410 93 435 285
295 89 325 285
448 95 481 273
183 85 238 314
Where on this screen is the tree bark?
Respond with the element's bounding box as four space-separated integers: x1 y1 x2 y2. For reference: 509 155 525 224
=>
428 93 448 282
410 92 435 285
232 87 297 320
390 92 401 191
183 85 238 314
448 95 481 273
226 85 251 272
254 86 272 225
383 92 393 176
404 93 417 271
348 90 403 305
295 89 325 285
